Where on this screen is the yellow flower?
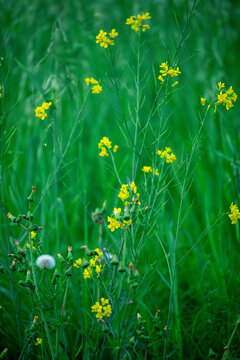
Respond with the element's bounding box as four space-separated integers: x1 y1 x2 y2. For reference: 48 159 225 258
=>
118 184 130 202
35 338 42 346
31 231 37 239
73 258 82 268
157 147 176 163
113 145 119 152
96 29 118 48
83 267 92 279
126 12 151 32
91 298 112 319
229 203 240 224
215 83 237 111
98 137 112 157
113 208 121 216
35 102 52 120
26 242 36 250
129 181 137 194
158 62 181 84
95 248 103 259
142 166 152 173
109 29 118 38
200 97 206 106
107 216 121 232
154 169 159 176
85 77 102 94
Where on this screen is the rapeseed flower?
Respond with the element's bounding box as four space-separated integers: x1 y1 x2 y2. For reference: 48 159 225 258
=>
200 97 206 106
98 136 113 157
35 338 42 346
157 147 176 163
35 102 52 120
158 62 181 84
126 12 151 32
107 216 121 231
84 77 102 94
214 84 237 112
229 203 240 224
91 298 112 319
96 29 118 48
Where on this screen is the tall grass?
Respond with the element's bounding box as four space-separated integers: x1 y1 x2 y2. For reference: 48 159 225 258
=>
0 0 240 359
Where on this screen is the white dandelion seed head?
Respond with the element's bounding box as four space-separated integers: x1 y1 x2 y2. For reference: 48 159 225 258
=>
36 255 56 269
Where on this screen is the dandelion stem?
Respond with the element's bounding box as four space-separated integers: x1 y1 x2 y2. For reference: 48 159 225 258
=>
28 203 55 360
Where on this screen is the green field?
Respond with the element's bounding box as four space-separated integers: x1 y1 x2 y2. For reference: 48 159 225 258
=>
0 0 240 359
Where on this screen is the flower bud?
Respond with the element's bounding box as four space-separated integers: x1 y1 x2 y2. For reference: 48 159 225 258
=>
81 258 90 269
110 255 119 266
117 261 127 273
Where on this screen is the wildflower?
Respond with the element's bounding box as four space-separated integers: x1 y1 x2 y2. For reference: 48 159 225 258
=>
109 29 118 38
27 242 36 250
36 255 56 269
215 84 237 111
154 169 159 176
200 97 206 106
126 12 151 32
84 77 102 94
121 219 132 229
83 267 92 279
0 84 2 98
107 216 121 232
95 248 103 259
113 145 119 152
113 208 121 216
98 136 112 157
228 203 240 224
35 338 42 346
96 29 118 48
129 181 137 194
157 147 176 163
118 184 130 202
73 258 82 268
142 166 152 173
158 62 181 84
31 231 37 239
91 298 112 319
35 102 52 120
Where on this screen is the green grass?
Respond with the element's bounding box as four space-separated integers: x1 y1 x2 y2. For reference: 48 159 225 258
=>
0 0 240 359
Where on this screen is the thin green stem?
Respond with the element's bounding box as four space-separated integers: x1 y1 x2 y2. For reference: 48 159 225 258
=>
28 202 55 360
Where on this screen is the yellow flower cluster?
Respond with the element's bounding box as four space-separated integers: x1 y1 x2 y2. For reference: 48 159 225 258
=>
157 147 176 163
35 102 52 120
84 77 102 94
107 208 132 232
73 249 103 279
126 12 151 32
96 29 118 48
200 97 206 106
141 166 159 176
35 338 42 346
91 298 112 319
107 216 121 232
214 82 237 112
0 84 2 98
98 137 118 157
229 203 240 224
158 62 181 83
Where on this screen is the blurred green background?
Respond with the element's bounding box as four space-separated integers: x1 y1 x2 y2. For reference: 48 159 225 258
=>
0 0 240 358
